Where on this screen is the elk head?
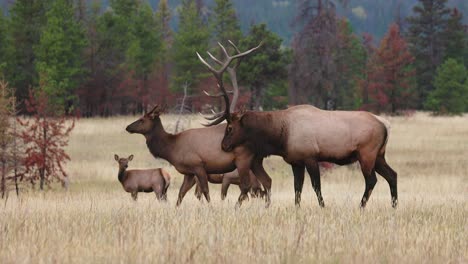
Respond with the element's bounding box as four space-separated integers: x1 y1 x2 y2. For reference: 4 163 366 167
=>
197 40 262 126
126 105 165 135
114 154 134 170
221 111 247 152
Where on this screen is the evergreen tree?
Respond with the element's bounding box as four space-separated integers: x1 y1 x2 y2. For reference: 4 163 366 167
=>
407 0 450 107
35 0 88 111
172 0 209 92
443 8 467 65
238 24 290 110
0 8 10 76
156 0 172 46
334 19 367 110
8 0 48 108
210 0 242 48
126 3 163 113
425 58 468 114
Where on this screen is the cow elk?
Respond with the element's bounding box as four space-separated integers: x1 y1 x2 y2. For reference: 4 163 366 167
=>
114 154 171 201
126 42 273 207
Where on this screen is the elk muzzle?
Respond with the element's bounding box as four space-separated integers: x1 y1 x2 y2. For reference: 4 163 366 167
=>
221 140 234 152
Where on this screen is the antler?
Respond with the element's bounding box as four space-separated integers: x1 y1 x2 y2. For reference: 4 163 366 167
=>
197 41 262 126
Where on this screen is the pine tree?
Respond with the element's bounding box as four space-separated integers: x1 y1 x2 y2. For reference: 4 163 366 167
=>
172 0 209 92
443 8 467 65
126 3 163 113
334 19 367 110
156 0 172 46
210 0 242 49
238 24 290 110
0 8 10 76
425 58 468 114
367 24 416 113
8 0 48 108
407 0 450 107
35 0 88 112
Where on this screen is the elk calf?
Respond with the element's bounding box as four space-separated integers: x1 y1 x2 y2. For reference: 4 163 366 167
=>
114 154 171 201
194 170 266 200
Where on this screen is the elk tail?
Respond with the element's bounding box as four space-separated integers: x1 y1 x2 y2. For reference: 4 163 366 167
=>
373 114 391 156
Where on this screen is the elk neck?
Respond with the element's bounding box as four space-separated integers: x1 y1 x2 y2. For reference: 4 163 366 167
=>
144 117 177 162
118 168 127 183
243 111 288 157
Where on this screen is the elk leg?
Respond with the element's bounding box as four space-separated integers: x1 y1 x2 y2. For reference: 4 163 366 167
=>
252 158 272 208
194 168 211 203
292 164 305 207
305 160 325 207
131 192 138 201
154 185 165 201
221 178 230 200
176 174 196 206
375 156 398 208
194 178 203 201
235 161 253 208
359 157 377 208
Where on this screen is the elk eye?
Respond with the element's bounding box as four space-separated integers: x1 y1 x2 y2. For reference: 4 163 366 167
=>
227 127 232 133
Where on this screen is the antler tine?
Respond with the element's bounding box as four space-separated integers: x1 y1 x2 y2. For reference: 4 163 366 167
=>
203 111 225 121
196 52 219 77
202 116 228 127
207 51 223 66
203 90 233 97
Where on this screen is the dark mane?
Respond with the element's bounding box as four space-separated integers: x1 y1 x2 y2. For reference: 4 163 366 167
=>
243 111 288 157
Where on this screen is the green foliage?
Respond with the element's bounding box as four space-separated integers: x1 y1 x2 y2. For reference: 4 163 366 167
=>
8 0 48 104
0 9 10 76
425 58 468 114
172 0 210 92
126 3 163 78
238 24 291 110
407 0 450 107
443 8 467 64
35 0 88 111
156 0 172 46
334 19 367 110
210 0 242 47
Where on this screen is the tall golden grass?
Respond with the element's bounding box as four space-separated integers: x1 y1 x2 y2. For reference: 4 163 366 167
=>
0 113 467 263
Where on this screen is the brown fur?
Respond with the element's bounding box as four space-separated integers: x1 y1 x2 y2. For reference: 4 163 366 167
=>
222 105 398 208
114 154 170 201
125 106 272 206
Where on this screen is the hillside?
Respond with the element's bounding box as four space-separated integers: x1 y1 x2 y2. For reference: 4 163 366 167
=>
1 0 467 43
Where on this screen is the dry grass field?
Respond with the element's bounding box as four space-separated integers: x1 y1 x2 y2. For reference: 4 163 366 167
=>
0 113 467 263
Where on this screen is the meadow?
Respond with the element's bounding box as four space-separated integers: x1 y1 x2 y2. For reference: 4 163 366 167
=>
0 113 467 263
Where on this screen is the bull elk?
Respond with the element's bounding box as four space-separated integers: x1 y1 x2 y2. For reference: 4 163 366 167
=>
126 42 273 206
114 154 171 201
219 106 397 208
201 40 398 208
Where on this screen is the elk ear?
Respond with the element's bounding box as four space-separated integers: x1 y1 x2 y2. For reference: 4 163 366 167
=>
232 110 246 125
114 154 119 161
128 155 134 161
147 105 161 119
